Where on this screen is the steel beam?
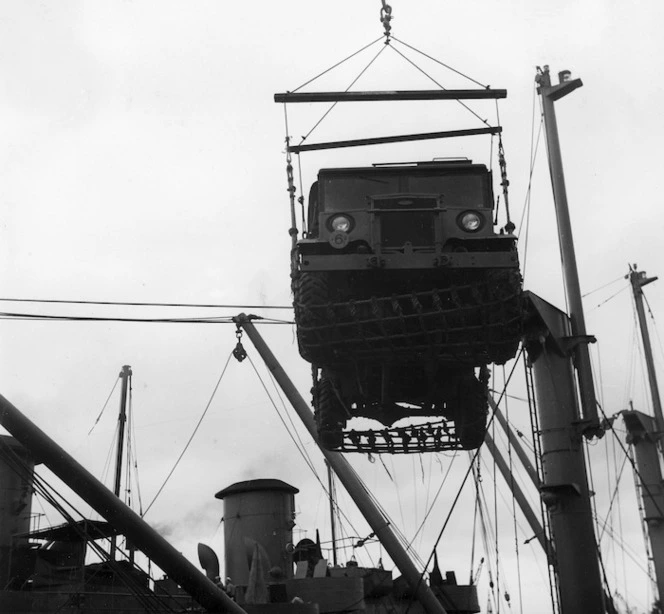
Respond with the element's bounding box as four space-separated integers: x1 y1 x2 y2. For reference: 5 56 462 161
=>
274 89 507 103
235 314 447 614
0 394 246 614
287 127 501 153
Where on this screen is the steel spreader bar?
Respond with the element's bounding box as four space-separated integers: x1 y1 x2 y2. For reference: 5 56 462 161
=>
274 89 506 103
288 126 501 153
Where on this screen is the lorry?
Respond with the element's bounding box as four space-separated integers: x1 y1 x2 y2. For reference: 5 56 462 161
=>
292 160 523 450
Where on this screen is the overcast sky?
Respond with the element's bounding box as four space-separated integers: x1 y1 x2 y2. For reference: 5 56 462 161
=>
2 2 664 612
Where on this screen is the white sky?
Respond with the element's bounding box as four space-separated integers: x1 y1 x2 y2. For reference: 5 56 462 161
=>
2 2 664 613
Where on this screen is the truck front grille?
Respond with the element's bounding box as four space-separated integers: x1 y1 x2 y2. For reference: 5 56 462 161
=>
373 196 438 249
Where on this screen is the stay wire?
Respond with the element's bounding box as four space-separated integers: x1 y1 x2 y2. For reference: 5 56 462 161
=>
88 376 120 435
588 284 629 312
243 351 368 555
518 88 544 280
581 275 626 298
143 350 234 516
246 353 319 479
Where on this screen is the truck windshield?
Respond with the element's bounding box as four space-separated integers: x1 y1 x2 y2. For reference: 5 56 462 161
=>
321 172 487 211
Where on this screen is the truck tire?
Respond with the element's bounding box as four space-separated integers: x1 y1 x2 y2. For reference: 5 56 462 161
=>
314 374 346 450
451 372 488 450
293 272 330 364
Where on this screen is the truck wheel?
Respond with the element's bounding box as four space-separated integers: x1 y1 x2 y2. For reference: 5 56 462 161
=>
314 375 346 450
293 272 330 364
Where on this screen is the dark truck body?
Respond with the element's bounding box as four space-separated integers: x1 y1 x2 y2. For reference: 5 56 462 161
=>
292 161 523 451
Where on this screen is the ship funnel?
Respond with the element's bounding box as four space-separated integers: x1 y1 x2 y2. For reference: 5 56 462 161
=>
215 479 299 587
0 435 35 588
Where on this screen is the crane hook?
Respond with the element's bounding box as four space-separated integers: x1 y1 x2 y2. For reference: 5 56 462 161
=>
380 0 393 42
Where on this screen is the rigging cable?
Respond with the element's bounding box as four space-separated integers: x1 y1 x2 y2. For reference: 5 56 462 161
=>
517 85 544 281
387 41 491 128
243 350 374 567
298 43 389 146
0 312 293 325
503 365 524 614
389 36 489 88
406 350 525 612
0 297 293 310
143 350 234 516
87 375 120 435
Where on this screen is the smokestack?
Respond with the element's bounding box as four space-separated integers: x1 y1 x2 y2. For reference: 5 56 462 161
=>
215 479 298 586
0 435 35 587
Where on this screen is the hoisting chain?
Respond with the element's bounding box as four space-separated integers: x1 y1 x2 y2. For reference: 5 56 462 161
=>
284 136 300 277
497 135 515 233
380 0 393 42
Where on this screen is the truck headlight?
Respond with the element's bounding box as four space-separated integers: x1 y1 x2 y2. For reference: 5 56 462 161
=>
330 214 353 233
458 211 484 232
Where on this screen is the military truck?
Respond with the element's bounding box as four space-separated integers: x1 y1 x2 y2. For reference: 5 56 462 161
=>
292 160 522 450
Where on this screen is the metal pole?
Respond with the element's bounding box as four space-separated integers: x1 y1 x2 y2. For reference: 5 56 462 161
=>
628 267 664 434
525 295 605 614
111 364 132 560
0 393 247 614
483 432 549 554
536 65 598 429
623 410 664 602
235 315 447 614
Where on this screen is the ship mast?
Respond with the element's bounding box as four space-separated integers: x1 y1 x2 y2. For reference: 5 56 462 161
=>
622 266 664 605
628 266 663 433
532 65 606 613
110 364 132 560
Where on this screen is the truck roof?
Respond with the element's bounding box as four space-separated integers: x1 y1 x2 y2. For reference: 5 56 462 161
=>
318 161 488 175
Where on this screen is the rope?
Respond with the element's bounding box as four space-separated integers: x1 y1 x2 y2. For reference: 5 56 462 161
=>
143 350 234 516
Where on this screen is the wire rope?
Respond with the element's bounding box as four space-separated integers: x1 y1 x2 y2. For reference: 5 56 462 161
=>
298 43 389 145
290 37 384 93
386 42 491 127
143 350 234 516
0 297 293 309
518 86 544 279
389 37 489 88
87 376 120 435
0 312 293 325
